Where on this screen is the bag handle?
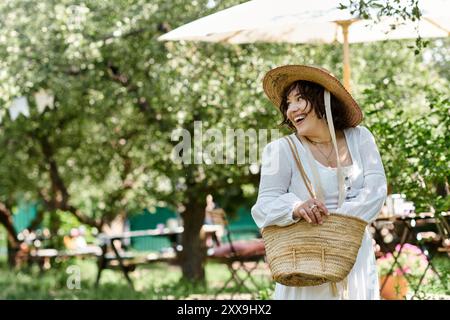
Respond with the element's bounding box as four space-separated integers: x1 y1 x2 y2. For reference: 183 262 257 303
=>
295 135 326 203
284 136 316 199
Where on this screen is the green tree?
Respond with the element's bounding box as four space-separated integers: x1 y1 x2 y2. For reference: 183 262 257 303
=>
0 0 219 269
0 0 448 283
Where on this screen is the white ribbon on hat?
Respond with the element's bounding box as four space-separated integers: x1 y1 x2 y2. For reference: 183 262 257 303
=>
324 90 345 208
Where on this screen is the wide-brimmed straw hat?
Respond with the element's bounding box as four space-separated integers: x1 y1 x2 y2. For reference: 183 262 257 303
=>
262 65 363 127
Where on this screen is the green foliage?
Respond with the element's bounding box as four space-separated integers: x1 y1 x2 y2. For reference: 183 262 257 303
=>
340 0 429 54
340 0 422 22
354 41 450 213
0 0 448 281
0 0 230 224
39 209 98 249
417 255 450 296
0 259 272 299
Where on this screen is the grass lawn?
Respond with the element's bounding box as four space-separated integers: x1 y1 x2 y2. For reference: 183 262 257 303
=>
0 255 448 300
0 257 274 300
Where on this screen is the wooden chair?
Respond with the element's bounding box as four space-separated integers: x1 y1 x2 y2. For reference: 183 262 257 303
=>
206 209 266 298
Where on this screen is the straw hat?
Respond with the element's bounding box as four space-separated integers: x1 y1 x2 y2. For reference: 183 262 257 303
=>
262 65 363 127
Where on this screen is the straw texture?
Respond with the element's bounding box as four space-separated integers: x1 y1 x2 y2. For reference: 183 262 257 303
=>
262 213 367 287
262 65 363 127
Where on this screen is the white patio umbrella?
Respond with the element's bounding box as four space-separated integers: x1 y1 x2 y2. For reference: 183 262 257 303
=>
158 0 449 92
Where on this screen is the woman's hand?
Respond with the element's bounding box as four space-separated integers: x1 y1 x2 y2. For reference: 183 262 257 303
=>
293 199 329 225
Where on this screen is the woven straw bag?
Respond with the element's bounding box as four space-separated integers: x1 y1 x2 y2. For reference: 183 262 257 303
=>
261 133 367 289
262 212 366 287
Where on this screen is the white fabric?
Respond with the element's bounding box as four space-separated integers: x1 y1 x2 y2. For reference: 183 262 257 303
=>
251 125 387 300
34 89 55 114
158 0 449 44
9 96 30 120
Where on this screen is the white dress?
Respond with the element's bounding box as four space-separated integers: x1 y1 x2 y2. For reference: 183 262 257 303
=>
251 125 387 300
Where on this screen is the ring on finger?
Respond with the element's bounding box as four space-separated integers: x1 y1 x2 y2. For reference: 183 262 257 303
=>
299 209 310 222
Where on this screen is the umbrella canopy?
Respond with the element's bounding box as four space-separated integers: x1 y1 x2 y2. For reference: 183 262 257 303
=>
158 0 449 91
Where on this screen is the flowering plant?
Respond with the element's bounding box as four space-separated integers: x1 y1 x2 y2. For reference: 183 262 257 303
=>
377 243 430 278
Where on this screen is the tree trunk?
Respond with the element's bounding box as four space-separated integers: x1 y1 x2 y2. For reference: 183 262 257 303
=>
436 180 449 198
6 238 20 267
179 198 207 283
49 210 62 248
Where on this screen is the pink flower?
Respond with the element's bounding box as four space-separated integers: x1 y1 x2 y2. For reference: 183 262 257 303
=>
395 243 423 255
377 242 432 280
384 253 393 260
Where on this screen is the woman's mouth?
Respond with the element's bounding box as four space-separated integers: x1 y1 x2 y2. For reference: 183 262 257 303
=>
294 114 307 125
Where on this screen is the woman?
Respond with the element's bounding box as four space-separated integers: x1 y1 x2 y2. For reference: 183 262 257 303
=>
251 65 387 300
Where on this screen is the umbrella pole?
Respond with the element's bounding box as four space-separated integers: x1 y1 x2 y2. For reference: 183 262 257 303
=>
336 20 354 93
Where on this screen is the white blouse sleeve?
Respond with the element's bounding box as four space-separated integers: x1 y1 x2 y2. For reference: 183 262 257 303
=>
335 126 387 223
251 139 304 228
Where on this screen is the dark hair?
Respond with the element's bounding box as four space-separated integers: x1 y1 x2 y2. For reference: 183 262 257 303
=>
279 80 348 130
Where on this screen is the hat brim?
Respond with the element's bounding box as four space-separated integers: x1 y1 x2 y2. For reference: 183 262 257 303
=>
263 65 363 127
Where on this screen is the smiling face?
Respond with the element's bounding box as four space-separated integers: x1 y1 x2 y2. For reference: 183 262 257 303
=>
279 80 348 136
285 86 325 136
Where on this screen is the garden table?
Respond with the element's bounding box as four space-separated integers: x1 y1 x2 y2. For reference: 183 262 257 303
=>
95 225 222 289
95 227 184 288
373 212 449 299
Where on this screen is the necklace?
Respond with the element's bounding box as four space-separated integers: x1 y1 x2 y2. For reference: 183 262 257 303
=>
315 144 334 165
305 136 334 165
304 136 332 145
